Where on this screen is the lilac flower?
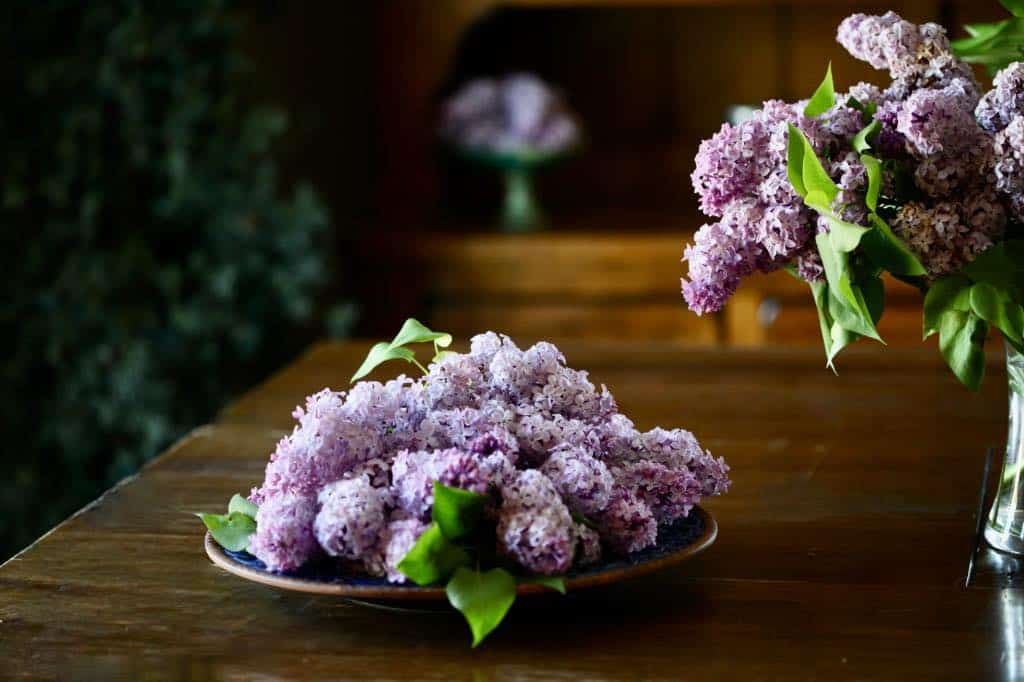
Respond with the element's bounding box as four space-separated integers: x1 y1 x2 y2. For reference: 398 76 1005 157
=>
421 353 484 410
540 444 615 516
593 486 658 555
440 74 580 155
640 427 732 497
891 192 1006 278
976 62 1024 133
249 493 318 572
314 476 388 563
252 389 380 503
612 460 702 524
383 516 429 583
497 470 575 575
993 116 1024 217
897 79 980 156
391 447 492 520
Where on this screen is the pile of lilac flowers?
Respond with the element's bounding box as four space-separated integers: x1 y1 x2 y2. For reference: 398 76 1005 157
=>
682 11 1023 314
439 73 580 156
247 332 729 577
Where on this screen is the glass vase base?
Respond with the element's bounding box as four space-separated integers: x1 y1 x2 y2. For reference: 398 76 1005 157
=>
985 524 1024 556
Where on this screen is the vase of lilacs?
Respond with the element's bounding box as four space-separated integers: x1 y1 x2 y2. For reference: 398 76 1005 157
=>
681 9 1024 554
440 73 582 232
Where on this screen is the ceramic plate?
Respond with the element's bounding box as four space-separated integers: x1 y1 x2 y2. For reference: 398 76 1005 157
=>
204 505 717 600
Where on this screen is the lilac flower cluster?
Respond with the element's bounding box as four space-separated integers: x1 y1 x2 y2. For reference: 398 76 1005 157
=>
440 73 580 155
248 333 730 577
683 12 1018 311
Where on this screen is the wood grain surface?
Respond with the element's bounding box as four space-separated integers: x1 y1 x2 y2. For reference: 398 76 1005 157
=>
1 340 1019 680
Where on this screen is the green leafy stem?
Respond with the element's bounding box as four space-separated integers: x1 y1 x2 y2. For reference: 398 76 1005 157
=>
952 0 1024 76
350 318 454 383
398 481 566 646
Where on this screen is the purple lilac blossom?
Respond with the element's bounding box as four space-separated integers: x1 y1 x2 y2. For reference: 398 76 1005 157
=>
250 336 729 576
440 73 580 155
314 476 388 564
497 470 576 575
593 486 658 555
249 492 318 572
977 62 1024 133
540 444 615 516
383 516 430 583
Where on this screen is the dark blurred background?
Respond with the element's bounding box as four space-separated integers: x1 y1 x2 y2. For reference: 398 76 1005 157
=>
0 0 1004 560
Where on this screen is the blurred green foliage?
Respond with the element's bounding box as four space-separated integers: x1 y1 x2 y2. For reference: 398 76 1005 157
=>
0 1 330 558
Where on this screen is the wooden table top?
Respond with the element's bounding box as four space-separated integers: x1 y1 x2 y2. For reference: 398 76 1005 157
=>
2 340 1021 680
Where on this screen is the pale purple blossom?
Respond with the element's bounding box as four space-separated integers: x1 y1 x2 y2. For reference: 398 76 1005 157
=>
497 470 576 575
977 62 1024 133
249 493 318 572
383 516 430 583
593 486 658 555
540 444 615 516
314 476 388 563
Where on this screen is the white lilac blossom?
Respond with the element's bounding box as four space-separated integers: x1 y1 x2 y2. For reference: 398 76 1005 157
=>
439 73 580 155
682 11 1012 303
249 334 729 579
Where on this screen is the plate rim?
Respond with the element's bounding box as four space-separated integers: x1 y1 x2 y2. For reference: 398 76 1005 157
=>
204 505 717 600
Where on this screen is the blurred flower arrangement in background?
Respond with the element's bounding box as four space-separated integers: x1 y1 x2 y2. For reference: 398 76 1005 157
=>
681 6 1024 391
440 73 582 231
0 0 333 558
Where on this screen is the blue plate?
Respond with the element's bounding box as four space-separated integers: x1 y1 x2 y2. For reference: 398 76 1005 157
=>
204 505 716 600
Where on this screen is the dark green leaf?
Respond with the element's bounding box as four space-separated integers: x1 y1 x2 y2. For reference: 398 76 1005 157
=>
970 281 1024 345
519 575 566 594
198 512 256 552
397 522 471 586
938 311 988 391
350 342 416 383
389 318 453 351
860 214 927 277
432 481 488 542
804 63 835 117
1001 0 1024 19
962 241 1024 303
446 567 518 647
852 120 880 154
923 274 972 339
228 494 258 519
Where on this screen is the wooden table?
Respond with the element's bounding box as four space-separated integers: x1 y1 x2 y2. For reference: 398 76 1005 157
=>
2 341 1021 680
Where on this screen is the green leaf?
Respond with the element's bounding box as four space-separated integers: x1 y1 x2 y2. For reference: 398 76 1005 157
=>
962 241 1024 303
446 567 518 647
861 154 881 212
397 522 471 586
198 512 256 552
809 280 835 365
824 215 871 253
350 342 416 383
228 494 258 519
432 350 459 363
860 214 927 277
519 575 566 594
816 233 882 343
852 120 880 154
1001 0 1024 19
923 274 972 339
432 481 488 542
828 319 860 368
804 62 835 117
389 318 453 351
800 139 839 202
970 281 1024 345
938 311 988 391
786 124 807 198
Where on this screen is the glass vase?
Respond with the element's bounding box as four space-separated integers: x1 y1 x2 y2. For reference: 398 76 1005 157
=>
500 168 545 232
985 342 1024 554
